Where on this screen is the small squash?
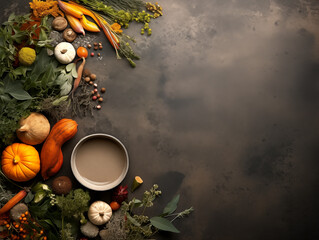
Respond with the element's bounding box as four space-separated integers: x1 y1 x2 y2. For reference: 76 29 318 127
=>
16 112 50 145
88 201 112 225
54 42 76 64
1 143 40 182
40 119 78 180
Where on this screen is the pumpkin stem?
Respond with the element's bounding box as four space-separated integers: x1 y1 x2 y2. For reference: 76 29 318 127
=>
13 158 19 164
61 49 67 54
99 213 104 217
18 125 28 132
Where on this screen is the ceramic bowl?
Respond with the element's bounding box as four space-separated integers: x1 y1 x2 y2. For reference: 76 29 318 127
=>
71 133 129 191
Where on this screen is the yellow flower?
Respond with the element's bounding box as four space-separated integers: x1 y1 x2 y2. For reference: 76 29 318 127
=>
111 23 123 33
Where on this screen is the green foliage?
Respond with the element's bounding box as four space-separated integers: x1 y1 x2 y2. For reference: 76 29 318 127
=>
121 184 193 239
55 189 91 220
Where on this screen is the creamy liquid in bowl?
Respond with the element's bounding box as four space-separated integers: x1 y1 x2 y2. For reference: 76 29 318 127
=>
74 137 127 183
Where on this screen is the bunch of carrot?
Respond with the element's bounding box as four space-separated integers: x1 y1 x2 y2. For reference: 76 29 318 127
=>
57 0 120 49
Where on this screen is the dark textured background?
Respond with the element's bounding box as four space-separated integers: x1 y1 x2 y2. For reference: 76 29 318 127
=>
1 1 319 239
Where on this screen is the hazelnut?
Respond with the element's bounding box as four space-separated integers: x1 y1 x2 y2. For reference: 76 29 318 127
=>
89 81 93 85
90 73 97 81
83 68 91 77
63 28 77 42
52 17 68 31
96 93 101 98
94 42 98 46
101 87 106 93
93 83 98 88
84 77 91 82
96 105 101 110
87 44 92 48
94 46 98 50
98 97 103 102
97 53 101 56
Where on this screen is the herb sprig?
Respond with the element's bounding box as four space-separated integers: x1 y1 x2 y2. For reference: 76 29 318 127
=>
121 184 194 239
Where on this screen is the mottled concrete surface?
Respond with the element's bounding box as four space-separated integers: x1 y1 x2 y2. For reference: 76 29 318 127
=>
1 0 319 239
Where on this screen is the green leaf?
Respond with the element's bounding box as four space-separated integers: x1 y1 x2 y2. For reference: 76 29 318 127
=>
24 191 34 204
66 63 75 72
60 81 72 96
126 213 141 227
150 216 180 233
71 65 78 78
163 194 180 215
4 80 32 100
52 95 69 105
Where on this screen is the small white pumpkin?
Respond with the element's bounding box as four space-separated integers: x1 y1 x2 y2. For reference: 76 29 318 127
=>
88 201 112 225
54 42 76 64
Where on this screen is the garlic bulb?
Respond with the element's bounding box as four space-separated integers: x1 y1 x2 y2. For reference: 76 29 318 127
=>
16 113 50 145
88 201 112 225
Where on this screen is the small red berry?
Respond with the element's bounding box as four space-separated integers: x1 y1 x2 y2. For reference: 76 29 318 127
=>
90 52 94 57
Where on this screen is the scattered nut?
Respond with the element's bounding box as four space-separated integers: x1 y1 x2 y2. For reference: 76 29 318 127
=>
91 52 95 57
99 45 103 50
94 42 98 46
101 87 106 93
89 81 93 85
52 16 68 31
96 105 101 110
90 74 97 81
94 89 98 93
97 53 101 56
96 93 101 98
63 28 77 42
84 77 91 83
98 42 102 46
94 46 98 50
98 97 103 102
92 96 97 101
93 83 98 88
91 90 95 95
87 44 92 48
83 68 91 77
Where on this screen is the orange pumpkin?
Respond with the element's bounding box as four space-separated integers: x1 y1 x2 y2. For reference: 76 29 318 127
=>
1 143 40 182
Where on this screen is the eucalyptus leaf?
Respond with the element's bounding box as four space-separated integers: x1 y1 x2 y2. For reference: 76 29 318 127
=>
52 95 69 105
60 81 72 96
71 65 78 78
66 63 75 72
163 194 180 215
150 216 180 233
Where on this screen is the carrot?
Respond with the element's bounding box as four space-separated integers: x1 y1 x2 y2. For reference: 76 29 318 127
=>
0 190 27 215
95 14 120 50
71 57 86 94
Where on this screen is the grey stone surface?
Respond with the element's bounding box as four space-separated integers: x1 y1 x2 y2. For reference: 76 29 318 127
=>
1 0 319 239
